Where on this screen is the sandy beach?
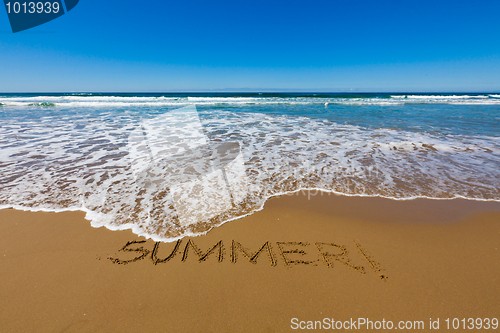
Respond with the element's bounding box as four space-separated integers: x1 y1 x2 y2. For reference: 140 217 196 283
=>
1 191 499 332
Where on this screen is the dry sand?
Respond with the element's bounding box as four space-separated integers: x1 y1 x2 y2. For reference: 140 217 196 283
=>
1 192 500 332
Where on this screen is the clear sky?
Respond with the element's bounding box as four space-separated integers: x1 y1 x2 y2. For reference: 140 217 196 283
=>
1 0 499 92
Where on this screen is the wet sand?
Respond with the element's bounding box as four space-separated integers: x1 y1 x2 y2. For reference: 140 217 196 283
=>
1 192 500 332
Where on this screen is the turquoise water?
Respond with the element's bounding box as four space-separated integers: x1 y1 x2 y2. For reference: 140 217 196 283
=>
1 93 499 240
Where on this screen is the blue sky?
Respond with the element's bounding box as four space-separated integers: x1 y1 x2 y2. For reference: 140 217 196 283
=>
1 0 499 92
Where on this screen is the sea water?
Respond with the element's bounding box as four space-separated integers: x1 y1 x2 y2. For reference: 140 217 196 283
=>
1 93 499 241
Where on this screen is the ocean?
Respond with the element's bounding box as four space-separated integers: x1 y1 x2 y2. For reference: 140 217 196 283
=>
1 93 499 241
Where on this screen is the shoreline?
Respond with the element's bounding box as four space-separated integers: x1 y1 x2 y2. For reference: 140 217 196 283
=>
1 193 500 331
2 190 500 243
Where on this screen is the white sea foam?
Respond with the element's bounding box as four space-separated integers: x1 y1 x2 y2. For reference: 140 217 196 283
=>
391 95 489 99
1 101 499 241
389 95 500 105
2 94 500 107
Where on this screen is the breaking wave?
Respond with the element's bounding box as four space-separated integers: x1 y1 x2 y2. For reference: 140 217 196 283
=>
1 94 499 241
